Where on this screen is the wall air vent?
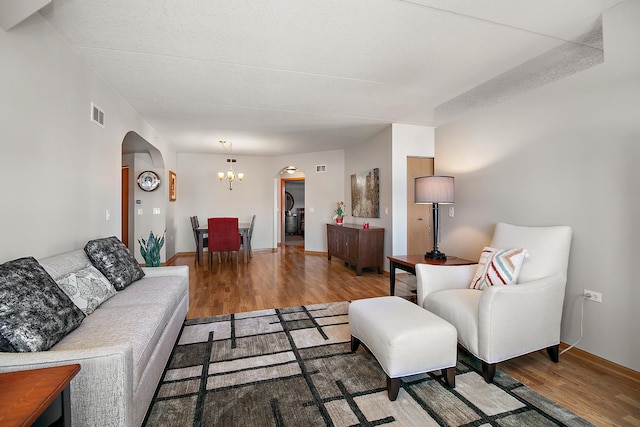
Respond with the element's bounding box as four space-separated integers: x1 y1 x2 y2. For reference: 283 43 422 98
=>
316 164 327 173
91 102 105 127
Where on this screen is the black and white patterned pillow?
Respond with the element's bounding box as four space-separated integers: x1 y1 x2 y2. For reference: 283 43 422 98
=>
84 237 144 290
0 257 86 352
56 265 117 315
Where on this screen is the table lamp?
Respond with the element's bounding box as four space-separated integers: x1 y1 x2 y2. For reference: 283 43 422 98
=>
415 176 454 259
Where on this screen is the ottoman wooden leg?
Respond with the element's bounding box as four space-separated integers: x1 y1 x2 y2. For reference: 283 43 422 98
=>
444 367 456 388
351 336 361 352
387 376 401 401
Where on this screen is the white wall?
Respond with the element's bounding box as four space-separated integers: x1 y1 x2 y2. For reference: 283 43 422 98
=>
345 124 435 271
344 127 393 270
0 13 177 262
175 149 345 254
391 124 435 255
131 153 167 264
435 1 639 371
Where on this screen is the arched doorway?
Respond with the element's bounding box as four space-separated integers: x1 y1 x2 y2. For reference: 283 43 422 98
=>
121 132 165 263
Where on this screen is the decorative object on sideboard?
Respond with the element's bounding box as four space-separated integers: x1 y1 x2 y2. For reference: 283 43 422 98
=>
138 230 165 267
414 176 454 260
333 201 346 224
217 140 244 190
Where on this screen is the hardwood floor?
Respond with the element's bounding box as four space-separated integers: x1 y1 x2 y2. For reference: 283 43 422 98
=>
170 245 640 427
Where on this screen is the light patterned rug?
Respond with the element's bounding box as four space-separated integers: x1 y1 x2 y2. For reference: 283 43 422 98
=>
144 301 594 426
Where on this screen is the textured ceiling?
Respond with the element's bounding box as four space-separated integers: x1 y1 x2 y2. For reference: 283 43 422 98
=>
39 0 622 155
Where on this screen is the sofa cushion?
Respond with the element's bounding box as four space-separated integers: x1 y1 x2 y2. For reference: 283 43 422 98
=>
0 257 85 352
53 302 172 388
100 275 187 311
469 247 528 290
38 249 93 281
56 265 117 315
85 237 144 290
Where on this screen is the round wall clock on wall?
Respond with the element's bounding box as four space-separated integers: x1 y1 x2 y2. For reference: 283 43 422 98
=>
137 171 160 192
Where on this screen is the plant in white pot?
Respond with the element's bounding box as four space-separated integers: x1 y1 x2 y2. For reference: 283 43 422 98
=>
138 230 165 267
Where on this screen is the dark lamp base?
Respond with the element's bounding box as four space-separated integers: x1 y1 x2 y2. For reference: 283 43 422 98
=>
425 250 447 260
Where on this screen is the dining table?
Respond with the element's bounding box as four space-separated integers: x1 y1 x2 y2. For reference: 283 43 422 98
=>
196 223 251 265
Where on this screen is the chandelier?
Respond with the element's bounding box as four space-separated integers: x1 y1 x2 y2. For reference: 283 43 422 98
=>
217 140 244 190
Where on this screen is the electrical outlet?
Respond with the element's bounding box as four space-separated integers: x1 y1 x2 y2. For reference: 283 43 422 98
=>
584 289 602 303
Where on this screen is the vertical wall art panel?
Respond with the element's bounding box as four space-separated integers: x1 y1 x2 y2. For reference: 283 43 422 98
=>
351 168 380 218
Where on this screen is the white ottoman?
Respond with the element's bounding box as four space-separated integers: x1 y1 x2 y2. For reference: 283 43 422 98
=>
349 296 457 401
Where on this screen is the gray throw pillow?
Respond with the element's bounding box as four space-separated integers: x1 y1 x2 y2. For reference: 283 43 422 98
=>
84 237 145 290
0 257 86 352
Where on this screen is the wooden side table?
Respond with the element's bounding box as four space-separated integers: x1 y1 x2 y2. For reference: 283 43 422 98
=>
387 254 476 295
0 364 80 427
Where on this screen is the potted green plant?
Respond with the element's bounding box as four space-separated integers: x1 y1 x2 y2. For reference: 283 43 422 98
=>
138 230 165 267
333 201 346 224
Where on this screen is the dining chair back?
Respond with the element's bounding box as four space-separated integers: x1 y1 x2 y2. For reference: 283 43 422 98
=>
208 217 241 267
247 214 256 258
190 216 208 265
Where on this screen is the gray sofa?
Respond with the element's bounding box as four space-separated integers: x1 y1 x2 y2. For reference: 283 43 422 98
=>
0 249 189 427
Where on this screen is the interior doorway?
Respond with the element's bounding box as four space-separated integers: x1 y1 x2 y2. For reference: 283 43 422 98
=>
278 166 305 248
283 179 305 247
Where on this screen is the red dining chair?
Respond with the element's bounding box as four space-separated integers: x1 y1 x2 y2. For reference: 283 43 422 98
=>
208 217 241 267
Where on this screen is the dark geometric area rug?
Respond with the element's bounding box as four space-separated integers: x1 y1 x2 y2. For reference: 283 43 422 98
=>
144 301 594 426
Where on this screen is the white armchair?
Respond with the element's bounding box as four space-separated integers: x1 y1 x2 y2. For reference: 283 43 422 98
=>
416 222 572 383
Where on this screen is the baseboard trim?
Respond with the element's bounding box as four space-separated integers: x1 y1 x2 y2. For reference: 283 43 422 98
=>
559 342 640 383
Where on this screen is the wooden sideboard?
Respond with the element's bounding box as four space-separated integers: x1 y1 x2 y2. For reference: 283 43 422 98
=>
327 223 384 275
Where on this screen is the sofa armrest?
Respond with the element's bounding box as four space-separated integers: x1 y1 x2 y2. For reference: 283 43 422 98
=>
142 265 188 278
416 264 478 308
0 346 134 426
477 273 567 362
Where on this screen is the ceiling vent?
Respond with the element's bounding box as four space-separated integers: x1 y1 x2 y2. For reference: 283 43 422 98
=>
91 102 104 127
316 164 326 173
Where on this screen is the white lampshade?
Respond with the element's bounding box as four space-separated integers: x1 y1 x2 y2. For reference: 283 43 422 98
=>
237 172 244 181
415 176 454 204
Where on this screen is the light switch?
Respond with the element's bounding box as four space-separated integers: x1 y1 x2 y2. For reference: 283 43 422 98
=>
309 207 315 213
105 210 110 221
137 208 143 215
153 208 161 215
449 207 455 217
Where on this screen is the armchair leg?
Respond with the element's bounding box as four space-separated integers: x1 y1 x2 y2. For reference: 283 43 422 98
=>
481 362 496 383
350 336 360 352
547 344 560 363
387 376 400 401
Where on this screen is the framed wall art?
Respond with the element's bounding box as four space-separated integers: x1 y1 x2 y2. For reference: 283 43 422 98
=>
350 167 380 218
169 170 177 201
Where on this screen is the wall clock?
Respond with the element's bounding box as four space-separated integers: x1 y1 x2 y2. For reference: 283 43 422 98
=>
137 171 160 192
285 191 294 211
